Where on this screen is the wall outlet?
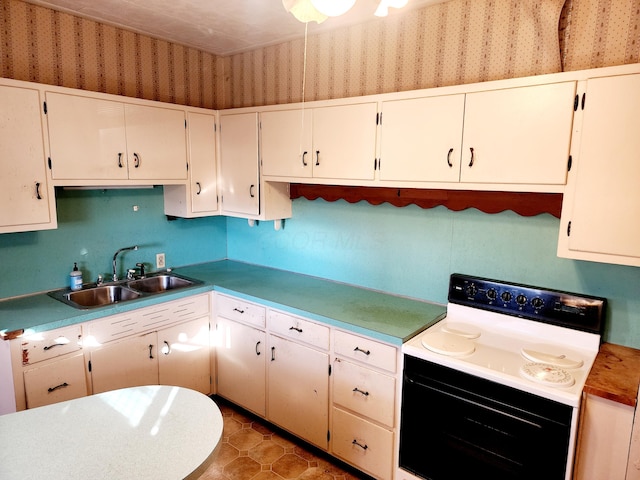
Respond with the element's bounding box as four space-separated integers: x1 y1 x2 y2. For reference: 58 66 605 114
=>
156 253 166 269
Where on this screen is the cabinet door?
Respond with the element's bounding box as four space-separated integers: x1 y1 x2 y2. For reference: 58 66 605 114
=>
261 109 313 178
268 335 329 449
216 318 266 416
124 103 187 181
0 85 54 231
46 92 128 180
379 94 464 182
158 317 211 394
90 331 158 394
188 112 218 213
220 113 260 215
23 352 88 409
312 103 377 181
566 74 640 262
460 82 575 185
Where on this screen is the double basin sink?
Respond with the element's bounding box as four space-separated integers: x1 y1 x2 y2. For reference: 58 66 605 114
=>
48 273 202 309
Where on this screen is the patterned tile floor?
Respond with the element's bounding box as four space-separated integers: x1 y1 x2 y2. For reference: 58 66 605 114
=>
197 396 368 480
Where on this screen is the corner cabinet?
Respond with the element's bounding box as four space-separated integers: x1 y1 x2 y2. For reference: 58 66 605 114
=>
0 81 57 234
45 91 188 185
378 82 576 187
164 110 220 218
219 112 292 221
558 73 640 267
261 102 378 183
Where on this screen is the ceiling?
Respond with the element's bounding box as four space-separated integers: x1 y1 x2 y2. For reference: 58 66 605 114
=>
22 0 445 56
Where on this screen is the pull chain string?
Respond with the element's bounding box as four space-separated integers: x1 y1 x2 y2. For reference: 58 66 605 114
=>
299 21 308 159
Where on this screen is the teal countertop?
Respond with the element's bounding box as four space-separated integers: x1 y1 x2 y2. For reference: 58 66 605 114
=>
0 260 446 345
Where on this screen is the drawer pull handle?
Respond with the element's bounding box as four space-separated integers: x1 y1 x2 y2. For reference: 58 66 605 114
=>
43 342 65 351
35 182 42 200
353 387 369 397
271 346 276 361
149 344 154 359
354 347 371 356
118 152 123 168
196 182 202 195
48 382 69 393
352 439 368 451
302 151 308 166
315 150 320 166
162 341 171 355
233 308 245 314
468 147 475 167
256 341 261 356
289 326 303 333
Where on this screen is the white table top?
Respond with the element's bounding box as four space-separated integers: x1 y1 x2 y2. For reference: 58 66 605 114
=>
0 386 223 479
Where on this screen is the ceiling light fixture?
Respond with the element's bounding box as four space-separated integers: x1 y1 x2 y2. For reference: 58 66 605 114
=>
375 0 409 17
310 0 357 17
282 0 328 24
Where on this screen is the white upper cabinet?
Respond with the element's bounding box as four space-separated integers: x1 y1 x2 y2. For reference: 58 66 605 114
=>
378 82 576 188
379 94 464 182
0 83 57 233
164 110 219 218
261 102 378 183
460 82 575 185
219 112 292 221
219 112 260 216
558 74 640 267
45 92 187 184
261 109 312 178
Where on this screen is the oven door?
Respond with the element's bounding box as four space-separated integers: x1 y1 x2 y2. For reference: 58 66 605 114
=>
399 355 574 480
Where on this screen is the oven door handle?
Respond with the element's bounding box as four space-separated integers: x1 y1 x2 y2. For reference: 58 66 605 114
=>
404 375 542 428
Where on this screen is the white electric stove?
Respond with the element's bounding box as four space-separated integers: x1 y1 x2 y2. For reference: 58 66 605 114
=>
399 273 606 480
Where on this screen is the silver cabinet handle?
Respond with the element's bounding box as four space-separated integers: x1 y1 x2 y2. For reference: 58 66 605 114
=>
249 184 255 198
162 340 171 355
354 346 370 356
302 151 308 166
118 152 123 168
315 150 320 166
353 387 369 397
196 182 202 195
48 382 69 393
468 147 475 167
255 341 261 356
447 148 454 167
352 439 368 451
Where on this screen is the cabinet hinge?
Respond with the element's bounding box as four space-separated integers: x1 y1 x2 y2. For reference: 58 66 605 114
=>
88 360 92 372
43 101 47 114
573 94 579 111
581 93 586 110
567 155 572 172
567 221 572 237
47 157 52 170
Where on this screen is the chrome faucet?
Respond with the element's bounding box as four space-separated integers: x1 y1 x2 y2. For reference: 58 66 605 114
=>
112 245 138 281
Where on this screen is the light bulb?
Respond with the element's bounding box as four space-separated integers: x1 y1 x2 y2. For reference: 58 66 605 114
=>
310 0 357 17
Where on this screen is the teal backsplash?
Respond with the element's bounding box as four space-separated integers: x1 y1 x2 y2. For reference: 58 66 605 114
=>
0 187 227 298
1 190 638 347
226 198 640 348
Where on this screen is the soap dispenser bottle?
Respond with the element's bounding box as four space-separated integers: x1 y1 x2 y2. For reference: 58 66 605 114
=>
70 262 83 291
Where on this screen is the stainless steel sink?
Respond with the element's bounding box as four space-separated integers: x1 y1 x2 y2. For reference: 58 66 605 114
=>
127 274 195 293
47 273 201 309
50 285 142 309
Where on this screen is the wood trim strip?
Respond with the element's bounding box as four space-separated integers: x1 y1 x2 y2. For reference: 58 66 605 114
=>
289 184 563 218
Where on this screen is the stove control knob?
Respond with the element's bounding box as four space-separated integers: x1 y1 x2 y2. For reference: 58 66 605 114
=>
486 288 498 301
465 284 478 297
501 291 512 303
516 294 527 306
532 297 544 309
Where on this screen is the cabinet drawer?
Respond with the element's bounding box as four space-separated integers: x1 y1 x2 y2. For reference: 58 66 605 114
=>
87 294 210 343
19 325 82 365
268 310 329 350
216 294 265 328
333 358 395 427
334 330 397 373
23 352 88 408
331 407 394 480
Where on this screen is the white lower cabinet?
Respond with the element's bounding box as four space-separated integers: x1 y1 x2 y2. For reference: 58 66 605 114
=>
268 334 329 450
214 292 400 479
331 330 398 480
23 352 88 409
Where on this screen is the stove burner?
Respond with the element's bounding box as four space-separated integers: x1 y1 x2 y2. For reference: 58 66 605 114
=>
521 345 584 369
421 331 475 357
519 362 575 387
440 322 481 339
